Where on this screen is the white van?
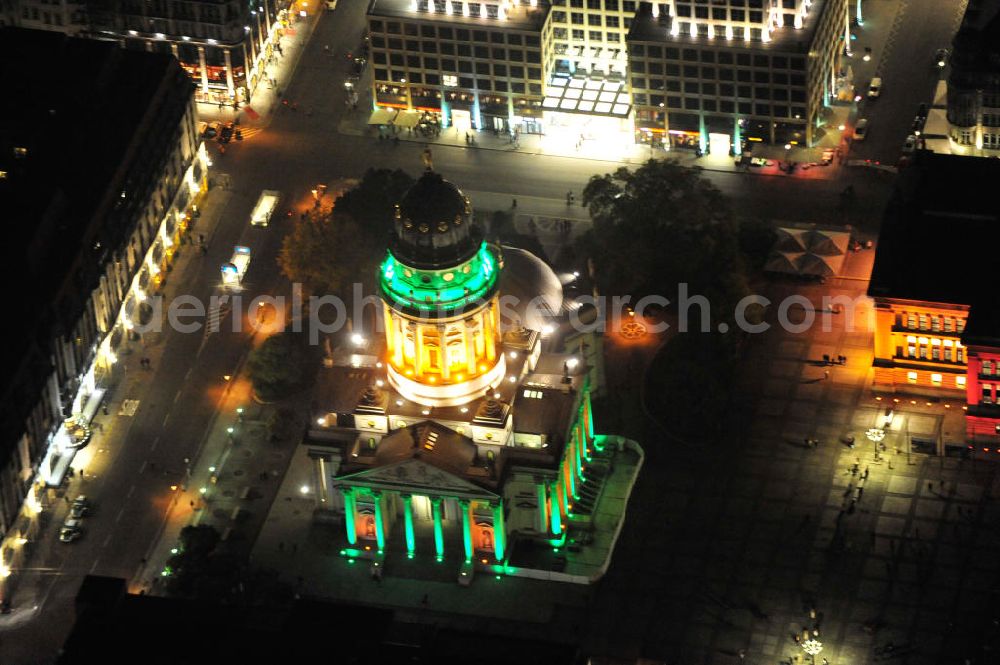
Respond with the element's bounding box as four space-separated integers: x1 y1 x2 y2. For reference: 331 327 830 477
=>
222 246 252 288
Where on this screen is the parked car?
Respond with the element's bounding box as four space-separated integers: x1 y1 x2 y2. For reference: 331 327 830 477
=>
867 77 882 98
916 103 928 121
902 135 918 154
70 495 90 519
935 48 948 68
60 518 83 543
853 118 869 141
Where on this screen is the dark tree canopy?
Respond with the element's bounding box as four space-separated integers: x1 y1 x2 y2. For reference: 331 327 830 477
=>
278 169 415 298
332 168 415 243
580 159 748 311
277 208 374 297
247 332 306 401
579 159 767 441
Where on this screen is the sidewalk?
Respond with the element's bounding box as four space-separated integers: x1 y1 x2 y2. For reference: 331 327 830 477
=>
338 91 851 180
195 8 323 131
131 319 302 595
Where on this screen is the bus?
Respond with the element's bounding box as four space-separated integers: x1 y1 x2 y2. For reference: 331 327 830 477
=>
250 190 281 226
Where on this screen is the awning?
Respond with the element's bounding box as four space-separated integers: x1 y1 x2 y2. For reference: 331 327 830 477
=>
367 108 398 125
764 226 851 277
393 110 421 128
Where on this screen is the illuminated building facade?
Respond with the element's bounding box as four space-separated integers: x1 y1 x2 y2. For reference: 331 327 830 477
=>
380 177 505 405
629 0 849 150
868 152 1000 450
963 308 1000 444
2 0 290 104
0 29 209 598
946 0 1000 156
304 170 643 582
367 0 850 146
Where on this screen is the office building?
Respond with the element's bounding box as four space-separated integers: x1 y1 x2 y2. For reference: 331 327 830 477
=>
366 0 853 149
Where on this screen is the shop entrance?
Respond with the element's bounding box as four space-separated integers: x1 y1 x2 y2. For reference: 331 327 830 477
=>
451 109 472 133
709 132 731 155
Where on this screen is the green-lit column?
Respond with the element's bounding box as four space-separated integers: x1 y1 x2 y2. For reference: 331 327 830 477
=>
402 494 416 556
492 501 506 561
536 480 548 532
574 428 585 480
340 487 357 545
372 491 386 552
565 454 577 501
549 481 563 535
431 496 444 559
460 499 474 563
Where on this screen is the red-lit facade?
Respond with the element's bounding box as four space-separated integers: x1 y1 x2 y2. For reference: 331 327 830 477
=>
962 312 1000 445
868 151 1000 453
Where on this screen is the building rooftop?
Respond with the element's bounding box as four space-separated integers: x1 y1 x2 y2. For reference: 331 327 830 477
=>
628 0 829 53
310 337 587 478
369 0 549 32
868 151 1000 307
950 0 1000 79
391 170 481 269
0 27 189 442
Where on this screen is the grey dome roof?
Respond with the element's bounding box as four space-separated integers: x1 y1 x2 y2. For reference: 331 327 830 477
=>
497 246 563 332
391 171 480 269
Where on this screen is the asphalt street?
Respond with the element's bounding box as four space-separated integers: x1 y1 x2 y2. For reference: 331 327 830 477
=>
849 0 966 164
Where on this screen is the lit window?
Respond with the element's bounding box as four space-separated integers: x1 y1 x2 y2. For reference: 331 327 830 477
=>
0 171 7 179
956 376 966 388
13 147 28 158
931 373 942 386
443 74 458 86
907 371 918 384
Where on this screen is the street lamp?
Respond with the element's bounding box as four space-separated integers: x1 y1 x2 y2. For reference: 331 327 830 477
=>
867 427 886 462
802 638 823 664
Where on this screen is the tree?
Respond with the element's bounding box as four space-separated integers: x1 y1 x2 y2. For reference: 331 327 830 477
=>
247 332 306 401
278 169 415 298
163 525 238 599
332 167 415 242
579 159 749 310
277 209 374 298
579 160 762 440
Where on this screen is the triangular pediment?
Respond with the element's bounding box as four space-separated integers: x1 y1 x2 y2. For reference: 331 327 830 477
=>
338 458 497 498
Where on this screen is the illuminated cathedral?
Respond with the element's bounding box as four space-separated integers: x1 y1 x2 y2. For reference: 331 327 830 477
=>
305 169 643 583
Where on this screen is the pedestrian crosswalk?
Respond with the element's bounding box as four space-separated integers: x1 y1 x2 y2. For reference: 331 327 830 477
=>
206 302 232 334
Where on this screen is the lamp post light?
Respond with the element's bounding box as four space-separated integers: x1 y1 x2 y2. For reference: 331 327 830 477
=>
866 427 886 462
802 638 823 665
